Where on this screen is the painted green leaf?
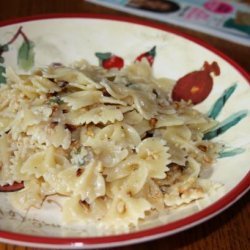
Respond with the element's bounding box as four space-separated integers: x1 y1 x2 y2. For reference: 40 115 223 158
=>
148 46 156 57
17 40 35 71
0 65 6 84
204 110 249 140
208 84 237 119
219 147 245 158
95 52 112 61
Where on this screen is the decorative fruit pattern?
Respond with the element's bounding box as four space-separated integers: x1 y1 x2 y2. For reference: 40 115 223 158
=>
95 52 124 70
172 61 220 104
135 46 156 66
94 49 248 158
0 181 25 192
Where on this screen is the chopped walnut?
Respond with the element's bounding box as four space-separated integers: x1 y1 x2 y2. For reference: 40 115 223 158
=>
65 124 77 132
168 163 184 172
197 145 208 152
173 102 180 110
101 88 111 97
79 200 90 213
51 105 59 114
49 121 58 129
203 155 212 164
76 168 84 177
116 199 126 214
149 118 158 128
86 126 94 137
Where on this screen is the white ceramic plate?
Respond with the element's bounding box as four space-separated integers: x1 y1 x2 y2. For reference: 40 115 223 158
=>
0 14 249 249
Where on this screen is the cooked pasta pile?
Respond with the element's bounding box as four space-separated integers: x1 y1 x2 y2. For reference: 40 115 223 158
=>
0 59 221 228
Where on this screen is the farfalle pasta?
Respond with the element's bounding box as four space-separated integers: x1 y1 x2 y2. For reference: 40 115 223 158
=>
0 59 221 230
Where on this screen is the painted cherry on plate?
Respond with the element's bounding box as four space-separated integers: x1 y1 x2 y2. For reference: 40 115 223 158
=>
95 52 124 70
135 46 156 66
172 61 220 104
0 181 24 192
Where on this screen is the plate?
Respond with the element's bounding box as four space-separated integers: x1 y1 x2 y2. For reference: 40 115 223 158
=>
0 14 249 249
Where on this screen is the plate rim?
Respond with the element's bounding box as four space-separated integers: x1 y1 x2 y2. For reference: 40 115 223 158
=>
0 13 249 249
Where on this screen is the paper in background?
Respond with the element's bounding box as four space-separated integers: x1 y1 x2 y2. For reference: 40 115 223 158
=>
87 0 250 46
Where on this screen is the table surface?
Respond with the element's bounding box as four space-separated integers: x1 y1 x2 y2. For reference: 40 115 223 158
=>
0 0 249 249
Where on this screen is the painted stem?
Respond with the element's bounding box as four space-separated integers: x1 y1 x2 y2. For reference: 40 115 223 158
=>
6 26 23 45
20 29 30 44
1 26 29 55
0 26 28 58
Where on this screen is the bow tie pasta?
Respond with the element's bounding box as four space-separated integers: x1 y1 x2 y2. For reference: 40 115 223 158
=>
0 60 221 232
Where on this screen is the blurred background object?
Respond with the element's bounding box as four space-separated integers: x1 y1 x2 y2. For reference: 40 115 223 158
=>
127 0 180 12
89 0 250 46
